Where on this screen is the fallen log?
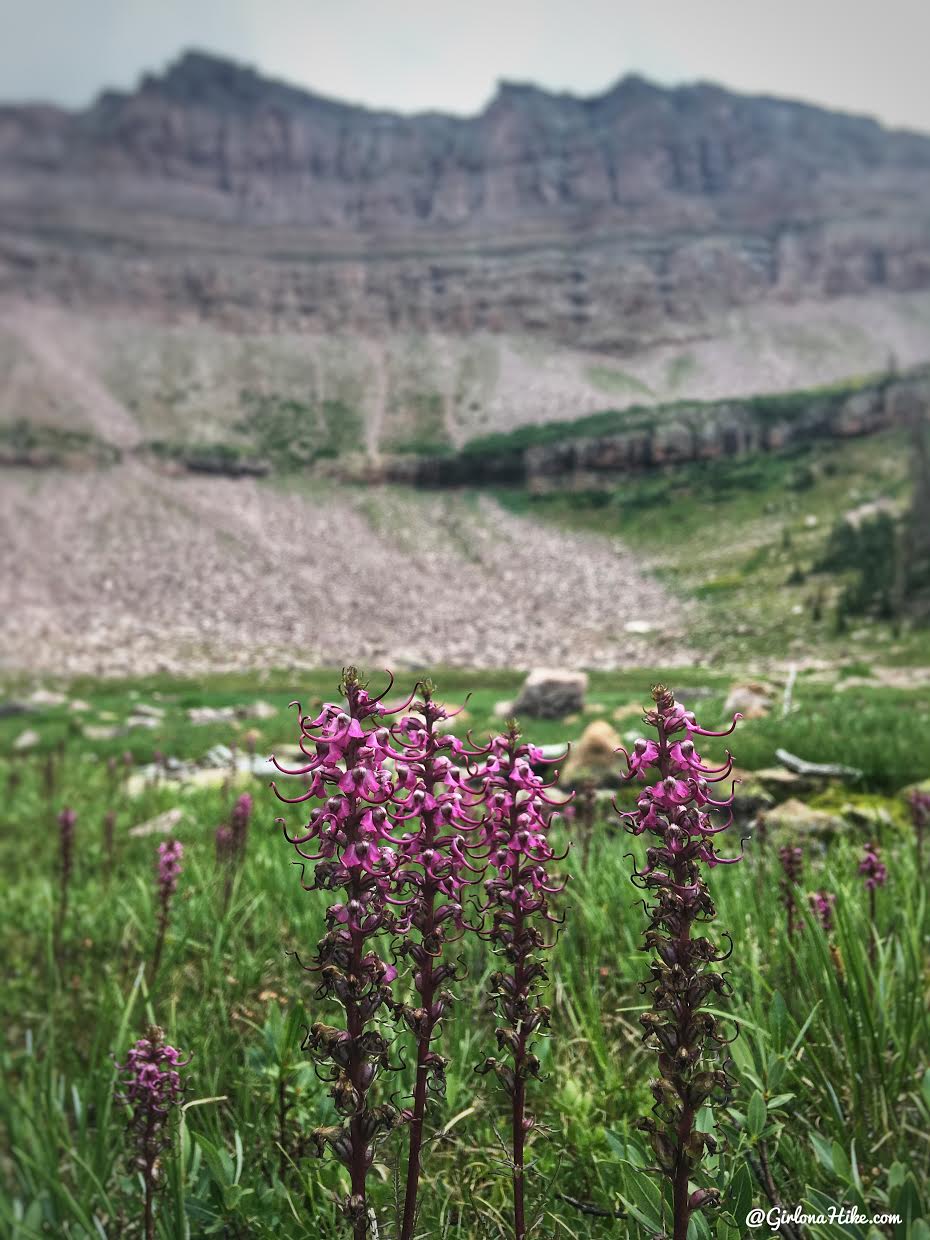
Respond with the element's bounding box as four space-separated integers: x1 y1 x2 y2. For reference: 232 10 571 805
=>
774 747 862 780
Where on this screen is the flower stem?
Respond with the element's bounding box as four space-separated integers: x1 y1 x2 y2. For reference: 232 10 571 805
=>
511 925 528 1240
400 942 435 1240
347 899 369 1240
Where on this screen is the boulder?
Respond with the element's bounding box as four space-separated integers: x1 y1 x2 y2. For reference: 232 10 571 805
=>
757 798 846 847
751 767 808 800
612 702 645 723
560 720 623 787
128 808 185 838
729 768 776 817
133 703 165 719
243 699 277 720
512 669 588 720
27 688 66 708
839 803 894 834
188 706 237 724
83 723 125 741
722 681 774 719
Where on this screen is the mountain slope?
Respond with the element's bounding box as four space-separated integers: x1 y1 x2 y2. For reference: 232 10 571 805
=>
1 52 930 434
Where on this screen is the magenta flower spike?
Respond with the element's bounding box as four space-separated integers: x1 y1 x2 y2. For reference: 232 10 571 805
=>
215 823 234 863
115 1025 190 1240
618 685 742 1240
103 808 116 880
859 839 887 963
389 682 483 1240
56 806 77 933
858 840 887 891
809 889 836 933
150 839 183 982
214 823 236 912
909 789 930 870
473 720 567 1240
778 844 803 938
231 791 253 861
271 667 408 1239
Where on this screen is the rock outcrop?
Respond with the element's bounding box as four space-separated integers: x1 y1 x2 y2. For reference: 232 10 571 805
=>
2 51 930 357
512 669 589 718
369 367 930 487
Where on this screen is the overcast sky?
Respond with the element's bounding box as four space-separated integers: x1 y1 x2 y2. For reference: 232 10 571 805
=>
2 0 929 133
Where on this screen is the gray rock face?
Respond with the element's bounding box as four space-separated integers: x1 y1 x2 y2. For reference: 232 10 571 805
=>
2 52 930 351
513 669 588 719
379 367 930 487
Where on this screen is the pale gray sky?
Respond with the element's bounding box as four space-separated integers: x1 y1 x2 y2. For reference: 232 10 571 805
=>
2 0 929 133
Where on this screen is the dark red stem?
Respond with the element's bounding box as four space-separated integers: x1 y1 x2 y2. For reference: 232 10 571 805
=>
346 899 369 1240
511 907 528 1240
400 945 435 1240
658 721 695 1240
400 718 443 1240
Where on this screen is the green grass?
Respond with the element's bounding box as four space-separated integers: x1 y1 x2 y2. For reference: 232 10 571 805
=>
494 428 930 667
0 419 121 467
4 666 927 789
458 369 895 466
1 668 929 1236
382 393 453 456
585 366 654 400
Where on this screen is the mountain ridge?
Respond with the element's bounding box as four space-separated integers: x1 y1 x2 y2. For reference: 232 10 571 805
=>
2 50 930 440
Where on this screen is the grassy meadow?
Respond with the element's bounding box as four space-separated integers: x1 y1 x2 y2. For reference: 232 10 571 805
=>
496 427 930 669
2 667 929 1238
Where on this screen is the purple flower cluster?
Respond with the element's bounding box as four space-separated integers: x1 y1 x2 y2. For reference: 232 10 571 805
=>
809 889 836 933
215 823 234 864
103 808 116 878
473 721 567 1240
273 671 570 1240
56 806 77 937
271 668 407 1238
388 683 482 1240
151 840 184 981
858 840 887 891
116 1026 190 1239
778 844 804 937
157 840 184 897
231 792 253 859
58 806 76 876
910 788 930 870
618 685 741 1240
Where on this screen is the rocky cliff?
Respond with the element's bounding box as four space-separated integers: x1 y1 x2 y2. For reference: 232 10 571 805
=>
2 52 930 437
3 53 930 339
367 367 930 488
